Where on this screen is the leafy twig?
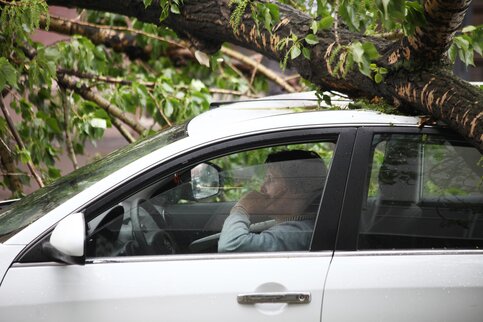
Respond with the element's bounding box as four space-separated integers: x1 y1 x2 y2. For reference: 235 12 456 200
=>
0 95 44 188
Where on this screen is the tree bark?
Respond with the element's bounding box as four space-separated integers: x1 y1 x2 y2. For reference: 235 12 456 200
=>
46 0 483 149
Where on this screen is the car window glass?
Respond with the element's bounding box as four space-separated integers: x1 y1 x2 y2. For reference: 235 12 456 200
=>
86 140 336 257
358 133 483 250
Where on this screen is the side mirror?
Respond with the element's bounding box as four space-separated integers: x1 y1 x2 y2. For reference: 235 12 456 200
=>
191 163 221 200
44 212 86 265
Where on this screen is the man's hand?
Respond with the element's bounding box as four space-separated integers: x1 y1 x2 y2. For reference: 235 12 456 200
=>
235 191 273 216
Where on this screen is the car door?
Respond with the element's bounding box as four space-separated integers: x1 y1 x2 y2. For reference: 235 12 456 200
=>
322 128 483 321
0 129 355 322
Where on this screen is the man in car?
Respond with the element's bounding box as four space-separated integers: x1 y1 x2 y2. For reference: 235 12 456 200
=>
218 150 327 252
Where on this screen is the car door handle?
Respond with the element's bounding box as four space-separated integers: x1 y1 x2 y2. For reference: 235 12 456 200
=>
237 292 311 304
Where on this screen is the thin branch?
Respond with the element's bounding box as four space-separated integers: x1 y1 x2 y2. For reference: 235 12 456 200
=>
57 74 146 135
209 88 260 98
58 68 156 87
147 91 173 127
224 60 257 96
0 0 28 6
47 14 187 49
221 47 296 93
371 31 404 40
334 0 340 45
109 117 136 143
42 15 298 93
249 55 262 88
58 68 260 98
60 90 78 170
0 95 44 188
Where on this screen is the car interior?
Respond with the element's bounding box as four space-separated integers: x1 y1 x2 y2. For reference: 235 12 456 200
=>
85 143 334 258
359 134 483 250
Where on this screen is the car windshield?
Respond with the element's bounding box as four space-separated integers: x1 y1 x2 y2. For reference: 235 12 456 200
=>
0 125 187 243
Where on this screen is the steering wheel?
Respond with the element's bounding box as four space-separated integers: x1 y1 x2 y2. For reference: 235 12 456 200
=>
131 199 177 255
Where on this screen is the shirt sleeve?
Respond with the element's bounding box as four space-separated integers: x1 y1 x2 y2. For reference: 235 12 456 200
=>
217 207 313 252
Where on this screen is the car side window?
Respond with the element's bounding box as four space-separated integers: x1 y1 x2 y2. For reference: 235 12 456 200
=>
86 140 336 257
358 133 483 250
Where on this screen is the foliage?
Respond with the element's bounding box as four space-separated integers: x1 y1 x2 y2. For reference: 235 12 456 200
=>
0 1 270 196
0 0 481 197
143 0 183 21
449 25 483 67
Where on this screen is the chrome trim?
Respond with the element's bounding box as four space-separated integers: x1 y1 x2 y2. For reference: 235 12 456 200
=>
86 251 333 265
237 292 311 305
12 261 66 268
334 249 483 257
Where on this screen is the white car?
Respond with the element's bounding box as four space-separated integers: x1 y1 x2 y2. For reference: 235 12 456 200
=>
0 92 482 322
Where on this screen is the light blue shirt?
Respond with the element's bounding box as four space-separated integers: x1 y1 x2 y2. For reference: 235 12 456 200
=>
218 207 314 252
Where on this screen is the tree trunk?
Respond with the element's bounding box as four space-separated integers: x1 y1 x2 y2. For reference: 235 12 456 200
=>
47 0 483 149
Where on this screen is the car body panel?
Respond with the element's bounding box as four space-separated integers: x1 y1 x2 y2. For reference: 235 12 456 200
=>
0 245 24 286
0 253 330 322
322 251 483 322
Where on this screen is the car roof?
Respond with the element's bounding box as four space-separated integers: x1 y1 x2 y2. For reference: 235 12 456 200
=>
187 91 423 138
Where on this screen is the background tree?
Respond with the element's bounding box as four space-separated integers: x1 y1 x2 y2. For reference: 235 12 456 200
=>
0 0 482 198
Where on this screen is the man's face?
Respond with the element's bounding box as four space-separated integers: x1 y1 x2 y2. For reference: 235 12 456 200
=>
260 166 287 199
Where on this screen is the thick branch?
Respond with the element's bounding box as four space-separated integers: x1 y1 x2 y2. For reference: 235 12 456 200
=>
44 0 483 149
386 0 472 65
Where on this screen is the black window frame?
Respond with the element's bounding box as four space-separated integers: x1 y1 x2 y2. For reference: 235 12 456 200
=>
18 127 357 263
335 126 481 251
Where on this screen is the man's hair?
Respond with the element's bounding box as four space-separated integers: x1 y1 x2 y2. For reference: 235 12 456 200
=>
265 149 327 194
265 150 321 164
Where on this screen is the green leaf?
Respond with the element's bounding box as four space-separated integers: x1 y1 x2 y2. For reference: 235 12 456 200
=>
302 47 311 60
263 7 272 32
46 117 61 134
448 44 457 62
89 118 107 129
374 73 383 84
17 148 32 164
143 0 153 7
454 36 469 50
170 4 180 14
48 166 61 179
381 0 390 17
305 34 319 45
310 20 318 34
463 48 475 66
361 42 380 60
462 25 476 33
291 46 302 60
318 16 334 30
0 58 18 91
266 3 280 22
339 3 360 31
190 79 206 91
351 42 365 63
